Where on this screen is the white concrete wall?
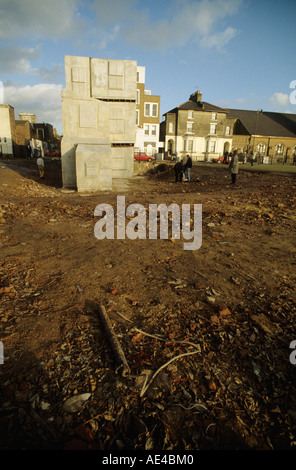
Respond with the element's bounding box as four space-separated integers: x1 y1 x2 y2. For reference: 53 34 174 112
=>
61 55 137 191
0 105 13 155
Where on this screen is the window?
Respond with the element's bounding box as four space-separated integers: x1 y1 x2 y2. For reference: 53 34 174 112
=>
209 141 216 152
257 142 266 154
168 122 174 133
187 140 193 152
187 122 193 133
144 125 149 135
136 110 139 126
151 125 156 136
225 126 231 135
211 113 217 120
144 103 158 117
136 89 140 104
210 124 216 134
188 111 194 119
275 143 284 155
37 128 44 139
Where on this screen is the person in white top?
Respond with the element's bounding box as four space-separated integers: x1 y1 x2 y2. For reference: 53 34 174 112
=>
36 155 45 178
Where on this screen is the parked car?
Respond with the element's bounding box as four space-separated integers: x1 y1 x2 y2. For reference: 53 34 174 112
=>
212 154 231 164
134 152 155 162
45 150 60 158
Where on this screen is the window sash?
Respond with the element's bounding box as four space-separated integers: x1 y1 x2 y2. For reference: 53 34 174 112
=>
187 122 193 133
144 102 158 117
209 141 216 152
210 124 216 134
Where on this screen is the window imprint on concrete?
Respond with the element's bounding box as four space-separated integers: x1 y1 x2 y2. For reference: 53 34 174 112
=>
108 61 124 90
72 67 86 83
110 106 124 134
79 103 97 128
85 162 98 177
71 67 87 93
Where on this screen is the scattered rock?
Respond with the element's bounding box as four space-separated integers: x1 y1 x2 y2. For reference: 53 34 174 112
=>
63 393 91 413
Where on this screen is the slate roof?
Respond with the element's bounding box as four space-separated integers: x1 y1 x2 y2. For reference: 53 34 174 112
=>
164 94 296 138
165 99 229 115
227 109 296 138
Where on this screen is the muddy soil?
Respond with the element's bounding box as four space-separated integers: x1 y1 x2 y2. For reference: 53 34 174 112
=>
0 157 295 450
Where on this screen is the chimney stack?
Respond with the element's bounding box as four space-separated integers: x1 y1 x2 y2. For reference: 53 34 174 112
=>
190 90 202 103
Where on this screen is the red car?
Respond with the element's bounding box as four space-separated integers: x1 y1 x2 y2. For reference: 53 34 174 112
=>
212 154 231 164
134 152 155 162
45 150 60 158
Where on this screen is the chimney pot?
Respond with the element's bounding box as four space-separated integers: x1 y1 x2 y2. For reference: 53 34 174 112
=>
190 90 202 103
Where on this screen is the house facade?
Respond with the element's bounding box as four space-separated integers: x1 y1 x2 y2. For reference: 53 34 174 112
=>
135 66 160 157
160 91 234 161
0 104 60 158
227 109 296 163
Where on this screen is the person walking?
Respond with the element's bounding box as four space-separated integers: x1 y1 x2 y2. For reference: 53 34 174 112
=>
229 150 239 184
184 154 192 182
37 155 45 178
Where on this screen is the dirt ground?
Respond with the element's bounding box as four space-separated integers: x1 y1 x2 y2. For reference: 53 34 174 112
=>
0 156 296 451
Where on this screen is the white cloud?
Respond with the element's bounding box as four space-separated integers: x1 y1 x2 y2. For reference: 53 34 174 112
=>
122 0 242 50
91 0 242 51
270 92 290 107
200 26 238 50
3 82 63 131
0 45 64 83
0 0 85 40
90 0 138 24
37 64 65 83
0 45 41 74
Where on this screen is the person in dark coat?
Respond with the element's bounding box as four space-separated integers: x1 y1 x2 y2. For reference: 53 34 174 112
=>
184 154 192 182
229 150 239 184
174 161 184 182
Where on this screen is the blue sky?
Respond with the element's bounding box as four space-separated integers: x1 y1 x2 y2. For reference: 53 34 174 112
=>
1 0 295 135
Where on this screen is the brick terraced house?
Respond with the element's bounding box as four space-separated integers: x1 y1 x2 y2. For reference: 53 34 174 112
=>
160 90 234 161
160 90 296 164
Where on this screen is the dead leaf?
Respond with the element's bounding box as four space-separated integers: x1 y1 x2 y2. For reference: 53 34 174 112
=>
219 306 232 318
131 332 143 344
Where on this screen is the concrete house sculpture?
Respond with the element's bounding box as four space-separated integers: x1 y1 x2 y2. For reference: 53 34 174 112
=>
61 55 137 192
